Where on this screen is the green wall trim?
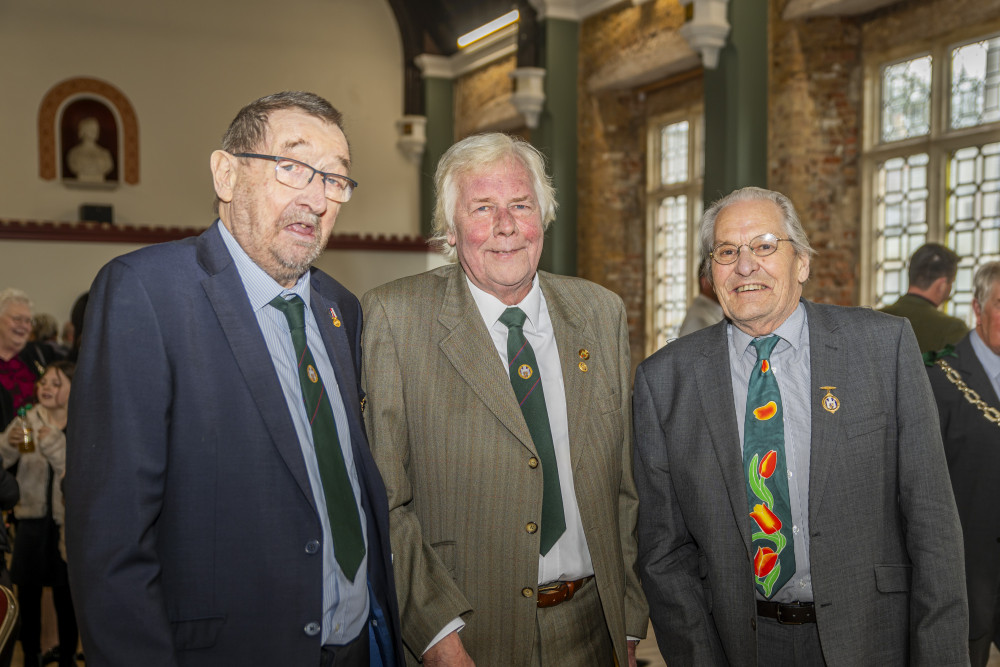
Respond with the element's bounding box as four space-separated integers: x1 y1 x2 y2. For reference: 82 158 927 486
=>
421 76 454 239
535 17 578 277
702 0 768 207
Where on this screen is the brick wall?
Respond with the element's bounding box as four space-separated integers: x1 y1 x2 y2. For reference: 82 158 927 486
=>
450 0 999 366
577 1 690 367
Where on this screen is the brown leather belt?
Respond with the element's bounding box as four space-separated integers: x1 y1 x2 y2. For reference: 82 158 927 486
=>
756 600 816 624
536 576 593 608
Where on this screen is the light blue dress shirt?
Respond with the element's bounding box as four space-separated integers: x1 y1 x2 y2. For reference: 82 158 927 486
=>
219 222 369 644
970 329 1000 401
727 302 814 603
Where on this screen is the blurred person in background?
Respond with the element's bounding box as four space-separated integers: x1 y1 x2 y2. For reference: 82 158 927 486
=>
1 361 77 667
0 289 46 431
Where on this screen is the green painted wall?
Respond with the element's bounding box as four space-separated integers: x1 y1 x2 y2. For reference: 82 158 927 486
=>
421 76 454 238
702 0 769 206
535 18 578 277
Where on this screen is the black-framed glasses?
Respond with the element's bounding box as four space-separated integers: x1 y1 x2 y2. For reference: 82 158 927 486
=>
710 233 792 265
233 153 358 203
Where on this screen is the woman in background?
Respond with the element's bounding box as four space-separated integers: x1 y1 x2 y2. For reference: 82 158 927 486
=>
1 361 77 667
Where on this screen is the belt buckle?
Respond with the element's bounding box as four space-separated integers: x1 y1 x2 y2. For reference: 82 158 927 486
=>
775 604 805 625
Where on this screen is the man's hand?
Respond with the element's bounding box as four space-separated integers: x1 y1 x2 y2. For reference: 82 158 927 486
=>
627 639 639 667
423 631 475 667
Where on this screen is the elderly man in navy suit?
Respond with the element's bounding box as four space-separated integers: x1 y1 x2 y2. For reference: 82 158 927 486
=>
633 186 969 666
65 92 402 667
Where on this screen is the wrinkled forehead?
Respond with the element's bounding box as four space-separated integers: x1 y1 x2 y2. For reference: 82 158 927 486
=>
264 110 351 171
713 200 786 241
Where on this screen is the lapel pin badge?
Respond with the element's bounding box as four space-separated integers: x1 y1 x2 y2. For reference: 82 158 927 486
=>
820 386 840 414
329 307 341 328
578 361 588 373
578 348 590 360
360 396 367 413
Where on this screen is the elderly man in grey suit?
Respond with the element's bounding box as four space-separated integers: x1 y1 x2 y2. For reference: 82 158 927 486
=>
362 133 648 666
633 186 969 666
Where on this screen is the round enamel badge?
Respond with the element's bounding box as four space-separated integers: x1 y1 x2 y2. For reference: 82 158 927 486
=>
307 365 319 383
518 364 533 380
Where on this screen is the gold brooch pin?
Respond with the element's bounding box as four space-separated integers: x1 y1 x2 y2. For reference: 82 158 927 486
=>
578 361 588 373
329 307 341 328
578 348 590 360
820 386 840 414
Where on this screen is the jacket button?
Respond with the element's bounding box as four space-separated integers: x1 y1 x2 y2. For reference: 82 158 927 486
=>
528 457 539 468
521 587 534 598
526 522 538 534
305 540 320 554
304 622 321 636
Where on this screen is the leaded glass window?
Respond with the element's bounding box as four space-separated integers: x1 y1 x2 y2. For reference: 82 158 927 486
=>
866 31 1000 324
648 112 703 353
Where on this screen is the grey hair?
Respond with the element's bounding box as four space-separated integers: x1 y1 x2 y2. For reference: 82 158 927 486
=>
699 186 815 278
0 288 32 316
430 133 557 262
973 261 1000 307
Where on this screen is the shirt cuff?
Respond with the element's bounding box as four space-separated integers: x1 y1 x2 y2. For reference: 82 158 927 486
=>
423 618 466 655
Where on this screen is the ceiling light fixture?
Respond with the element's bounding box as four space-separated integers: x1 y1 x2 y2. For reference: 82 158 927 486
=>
457 9 519 49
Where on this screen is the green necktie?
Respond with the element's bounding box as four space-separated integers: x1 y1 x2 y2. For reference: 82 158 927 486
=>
499 307 566 555
743 335 795 598
270 295 365 582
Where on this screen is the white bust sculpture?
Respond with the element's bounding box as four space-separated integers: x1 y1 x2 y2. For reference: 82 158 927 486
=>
67 117 114 183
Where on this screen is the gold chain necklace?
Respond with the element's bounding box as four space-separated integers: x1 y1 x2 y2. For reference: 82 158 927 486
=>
935 358 1000 427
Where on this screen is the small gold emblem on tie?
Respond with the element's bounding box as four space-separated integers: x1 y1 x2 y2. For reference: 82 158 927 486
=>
518 364 533 380
578 349 590 360
820 386 840 414
329 308 341 328
578 361 588 373
307 365 319 383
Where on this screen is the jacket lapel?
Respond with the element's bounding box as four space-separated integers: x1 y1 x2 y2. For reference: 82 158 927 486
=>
540 276 601 473
197 223 317 508
311 286 363 431
804 301 846 520
696 321 753 551
437 266 536 454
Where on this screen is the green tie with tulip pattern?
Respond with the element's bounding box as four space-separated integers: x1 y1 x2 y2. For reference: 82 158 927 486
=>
270 295 365 582
499 307 566 555
743 336 795 598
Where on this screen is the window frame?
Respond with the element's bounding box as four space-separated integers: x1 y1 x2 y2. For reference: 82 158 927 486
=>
645 106 704 355
860 23 1000 310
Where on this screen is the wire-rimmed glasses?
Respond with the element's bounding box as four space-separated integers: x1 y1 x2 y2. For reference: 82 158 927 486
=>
233 152 358 203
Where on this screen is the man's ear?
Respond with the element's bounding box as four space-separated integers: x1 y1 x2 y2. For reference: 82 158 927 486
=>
210 150 237 203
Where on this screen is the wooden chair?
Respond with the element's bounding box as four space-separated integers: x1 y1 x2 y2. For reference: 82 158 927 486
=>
0 584 17 654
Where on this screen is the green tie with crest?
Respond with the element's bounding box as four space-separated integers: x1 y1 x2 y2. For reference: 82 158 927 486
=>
499 307 566 555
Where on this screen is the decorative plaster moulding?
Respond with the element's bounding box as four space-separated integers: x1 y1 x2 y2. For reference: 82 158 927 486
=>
416 24 518 79
783 0 902 19
528 0 644 21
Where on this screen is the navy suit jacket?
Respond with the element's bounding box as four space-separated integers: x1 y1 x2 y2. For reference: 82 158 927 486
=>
65 222 403 667
927 333 1000 665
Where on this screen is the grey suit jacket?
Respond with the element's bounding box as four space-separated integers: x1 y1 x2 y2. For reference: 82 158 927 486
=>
927 333 1000 666
362 264 648 666
633 300 969 667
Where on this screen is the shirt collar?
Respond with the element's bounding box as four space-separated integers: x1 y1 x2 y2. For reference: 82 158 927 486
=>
218 220 311 310
970 329 1000 381
731 300 807 355
466 272 541 331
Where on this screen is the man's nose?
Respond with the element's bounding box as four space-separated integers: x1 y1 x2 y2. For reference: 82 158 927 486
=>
735 245 758 274
493 207 516 235
299 175 330 214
